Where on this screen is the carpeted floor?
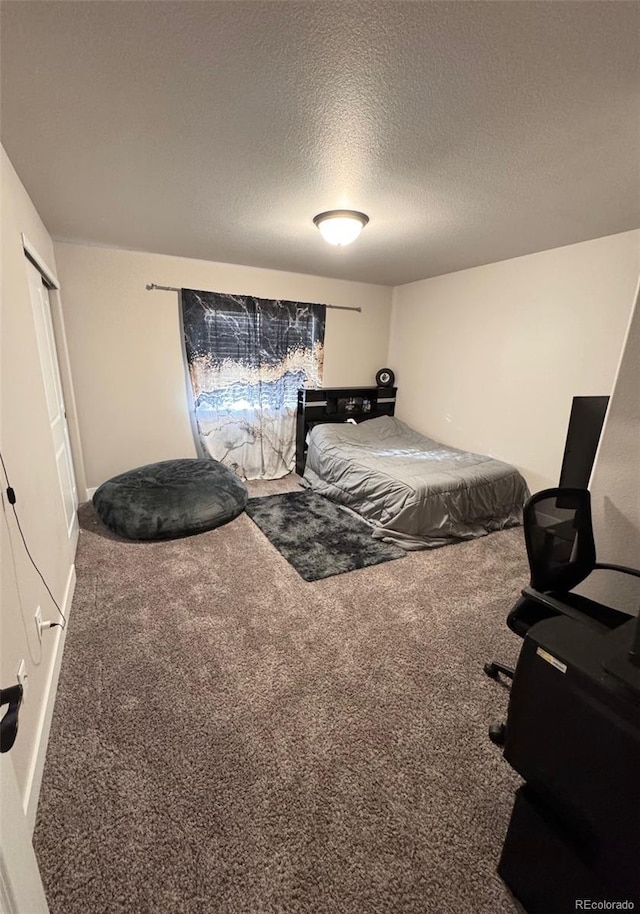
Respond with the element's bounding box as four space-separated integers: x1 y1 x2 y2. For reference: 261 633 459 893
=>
34 475 526 914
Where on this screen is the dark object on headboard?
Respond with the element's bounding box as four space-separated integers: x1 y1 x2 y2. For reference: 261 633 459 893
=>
296 386 397 475
376 368 395 388
559 396 609 489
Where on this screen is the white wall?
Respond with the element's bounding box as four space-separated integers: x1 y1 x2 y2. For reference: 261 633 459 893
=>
388 230 640 494
1 146 77 818
582 281 640 614
54 242 393 491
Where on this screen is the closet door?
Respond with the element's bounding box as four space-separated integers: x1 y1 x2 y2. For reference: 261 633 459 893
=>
27 258 78 539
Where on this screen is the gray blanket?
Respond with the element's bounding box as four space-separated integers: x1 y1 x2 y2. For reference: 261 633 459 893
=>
302 416 530 549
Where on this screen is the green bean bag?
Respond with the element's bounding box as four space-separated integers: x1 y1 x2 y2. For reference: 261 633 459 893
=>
92 458 248 540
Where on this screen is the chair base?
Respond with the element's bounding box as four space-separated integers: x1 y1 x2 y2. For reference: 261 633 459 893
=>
485 661 511 746
484 661 515 681
489 722 507 745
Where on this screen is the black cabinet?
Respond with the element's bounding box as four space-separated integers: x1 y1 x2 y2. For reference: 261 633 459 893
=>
295 386 397 475
499 617 640 911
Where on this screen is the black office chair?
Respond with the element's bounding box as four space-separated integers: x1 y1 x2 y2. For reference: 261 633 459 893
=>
485 487 640 743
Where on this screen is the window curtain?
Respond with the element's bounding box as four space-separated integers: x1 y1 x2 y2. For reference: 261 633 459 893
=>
181 289 325 479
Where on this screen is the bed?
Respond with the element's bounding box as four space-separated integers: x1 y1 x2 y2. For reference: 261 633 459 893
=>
302 415 530 549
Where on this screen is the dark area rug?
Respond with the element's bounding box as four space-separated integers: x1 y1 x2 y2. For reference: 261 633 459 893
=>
245 490 405 581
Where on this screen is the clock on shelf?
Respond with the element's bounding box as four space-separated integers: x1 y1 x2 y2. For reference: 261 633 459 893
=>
376 368 395 388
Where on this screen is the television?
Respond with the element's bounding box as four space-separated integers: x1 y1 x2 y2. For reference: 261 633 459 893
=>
558 396 609 489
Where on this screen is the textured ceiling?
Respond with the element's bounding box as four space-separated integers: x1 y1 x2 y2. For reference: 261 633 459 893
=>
1 1 639 286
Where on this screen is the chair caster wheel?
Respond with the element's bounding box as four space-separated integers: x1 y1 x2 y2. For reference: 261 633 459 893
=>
489 722 506 746
484 663 499 680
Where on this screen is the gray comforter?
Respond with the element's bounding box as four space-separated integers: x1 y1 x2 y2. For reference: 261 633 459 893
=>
302 415 530 549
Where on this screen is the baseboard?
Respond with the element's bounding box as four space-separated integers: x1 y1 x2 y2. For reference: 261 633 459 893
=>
85 486 97 501
23 562 76 833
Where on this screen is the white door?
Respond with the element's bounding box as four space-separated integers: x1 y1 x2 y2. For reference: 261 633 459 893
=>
0 754 49 913
26 260 78 539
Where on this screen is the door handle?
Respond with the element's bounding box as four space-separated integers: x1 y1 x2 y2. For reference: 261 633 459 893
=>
0 684 24 753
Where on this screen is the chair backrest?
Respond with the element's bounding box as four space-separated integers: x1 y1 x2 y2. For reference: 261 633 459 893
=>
523 487 596 594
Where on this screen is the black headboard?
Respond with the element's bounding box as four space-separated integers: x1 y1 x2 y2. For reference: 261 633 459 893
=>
295 386 397 475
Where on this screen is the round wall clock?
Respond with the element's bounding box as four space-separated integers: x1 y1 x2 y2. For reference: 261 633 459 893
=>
376 368 395 388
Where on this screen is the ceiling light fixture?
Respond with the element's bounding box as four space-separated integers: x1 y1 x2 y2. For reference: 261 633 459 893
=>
313 210 369 247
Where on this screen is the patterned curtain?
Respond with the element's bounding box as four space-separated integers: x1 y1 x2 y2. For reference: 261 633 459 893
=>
181 289 325 479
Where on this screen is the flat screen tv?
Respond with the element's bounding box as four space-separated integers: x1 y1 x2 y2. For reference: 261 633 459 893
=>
558 396 609 489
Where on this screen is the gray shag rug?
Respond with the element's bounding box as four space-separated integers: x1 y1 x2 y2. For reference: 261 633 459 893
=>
245 489 405 580
34 475 526 914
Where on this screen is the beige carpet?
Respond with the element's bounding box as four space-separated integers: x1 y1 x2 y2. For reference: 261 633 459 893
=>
34 475 526 914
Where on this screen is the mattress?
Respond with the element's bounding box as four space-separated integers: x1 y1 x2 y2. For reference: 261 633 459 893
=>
302 415 530 549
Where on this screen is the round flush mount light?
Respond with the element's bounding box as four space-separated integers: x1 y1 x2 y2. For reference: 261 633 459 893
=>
313 210 369 246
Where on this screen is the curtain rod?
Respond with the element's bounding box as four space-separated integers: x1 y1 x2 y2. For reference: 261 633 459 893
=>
146 283 361 312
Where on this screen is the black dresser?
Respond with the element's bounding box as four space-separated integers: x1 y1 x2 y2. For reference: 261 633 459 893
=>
498 616 640 912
